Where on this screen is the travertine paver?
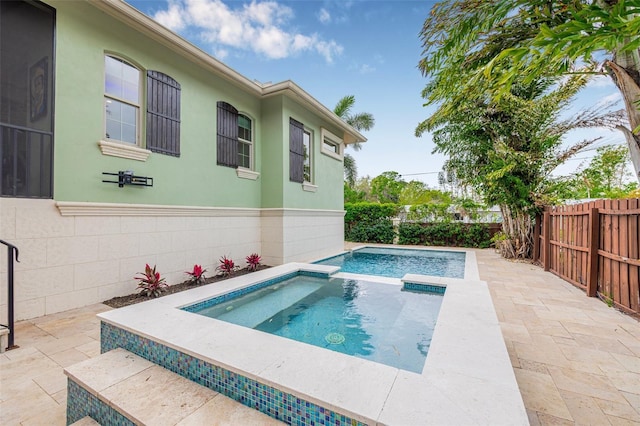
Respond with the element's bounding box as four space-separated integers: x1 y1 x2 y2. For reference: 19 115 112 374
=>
0 304 109 425
2 247 640 425
475 249 640 425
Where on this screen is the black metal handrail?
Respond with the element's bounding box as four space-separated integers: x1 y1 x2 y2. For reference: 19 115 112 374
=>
0 240 19 350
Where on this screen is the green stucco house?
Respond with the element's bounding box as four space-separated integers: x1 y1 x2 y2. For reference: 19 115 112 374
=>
0 0 365 320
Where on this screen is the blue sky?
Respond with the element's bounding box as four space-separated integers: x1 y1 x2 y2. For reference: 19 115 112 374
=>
126 0 627 188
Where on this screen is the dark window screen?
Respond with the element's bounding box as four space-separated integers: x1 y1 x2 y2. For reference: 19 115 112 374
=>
1 1 55 198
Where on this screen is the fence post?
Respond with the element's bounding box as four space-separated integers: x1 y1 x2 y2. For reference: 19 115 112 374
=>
543 211 551 271
587 207 600 297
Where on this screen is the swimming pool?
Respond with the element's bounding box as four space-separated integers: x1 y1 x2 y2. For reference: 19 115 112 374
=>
315 247 466 278
97 248 527 424
188 274 444 373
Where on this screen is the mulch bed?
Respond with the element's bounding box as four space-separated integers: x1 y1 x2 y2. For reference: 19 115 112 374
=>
103 265 271 309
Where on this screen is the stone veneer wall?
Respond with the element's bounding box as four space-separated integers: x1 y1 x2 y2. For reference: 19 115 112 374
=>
0 199 344 321
260 209 345 266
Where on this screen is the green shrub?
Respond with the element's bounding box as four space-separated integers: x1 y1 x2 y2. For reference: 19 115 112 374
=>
464 224 492 248
398 222 493 248
344 202 399 243
397 222 424 245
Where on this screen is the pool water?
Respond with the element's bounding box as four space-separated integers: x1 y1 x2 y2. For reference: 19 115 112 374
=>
193 275 443 373
315 247 466 278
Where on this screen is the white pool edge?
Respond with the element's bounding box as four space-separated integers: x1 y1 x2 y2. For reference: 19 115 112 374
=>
98 249 527 425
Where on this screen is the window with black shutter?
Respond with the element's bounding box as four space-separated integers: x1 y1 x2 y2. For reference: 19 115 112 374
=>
289 118 305 183
217 101 238 167
146 71 181 156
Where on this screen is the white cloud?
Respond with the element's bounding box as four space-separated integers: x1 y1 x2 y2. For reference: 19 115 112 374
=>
314 39 343 63
154 1 187 30
595 92 622 108
152 0 343 62
588 74 616 88
243 1 292 26
318 8 331 24
214 48 229 60
291 34 313 52
358 64 375 74
347 61 375 74
255 26 290 58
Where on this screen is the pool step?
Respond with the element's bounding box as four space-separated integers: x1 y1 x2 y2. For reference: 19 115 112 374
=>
64 348 285 425
200 279 324 328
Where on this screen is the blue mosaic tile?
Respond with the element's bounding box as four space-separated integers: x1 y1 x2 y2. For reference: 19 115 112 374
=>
101 322 366 426
66 379 133 426
402 282 447 295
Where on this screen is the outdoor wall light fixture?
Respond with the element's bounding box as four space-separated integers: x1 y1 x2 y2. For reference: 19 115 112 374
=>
102 171 153 188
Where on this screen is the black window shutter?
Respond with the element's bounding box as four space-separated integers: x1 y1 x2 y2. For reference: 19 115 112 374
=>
217 101 238 168
289 118 304 183
146 71 181 156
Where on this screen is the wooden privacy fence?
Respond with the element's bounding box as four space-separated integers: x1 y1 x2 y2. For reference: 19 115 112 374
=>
533 198 640 316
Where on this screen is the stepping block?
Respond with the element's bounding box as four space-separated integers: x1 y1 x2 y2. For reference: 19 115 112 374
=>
65 348 284 425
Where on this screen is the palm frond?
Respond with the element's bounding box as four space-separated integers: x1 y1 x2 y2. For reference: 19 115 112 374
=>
343 153 357 186
347 113 375 132
334 95 355 119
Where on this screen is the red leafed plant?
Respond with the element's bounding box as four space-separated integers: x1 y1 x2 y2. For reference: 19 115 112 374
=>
185 264 207 285
216 255 238 277
134 264 167 298
245 253 262 271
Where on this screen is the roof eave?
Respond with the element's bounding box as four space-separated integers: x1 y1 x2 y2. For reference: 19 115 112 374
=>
89 0 367 145
90 0 262 95
262 81 367 145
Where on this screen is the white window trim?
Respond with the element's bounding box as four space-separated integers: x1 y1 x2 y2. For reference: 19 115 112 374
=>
236 168 260 180
98 139 151 161
320 127 343 161
103 54 142 147
303 127 313 184
302 182 318 192
237 112 255 171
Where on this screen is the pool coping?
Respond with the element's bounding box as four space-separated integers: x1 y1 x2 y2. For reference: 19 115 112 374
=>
98 249 527 425
319 245 481 282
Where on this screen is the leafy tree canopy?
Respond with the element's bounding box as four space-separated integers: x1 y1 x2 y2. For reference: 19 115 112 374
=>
399 180 452 205
426 73 624 257
370 171 407 204
418 0 640 181
567 144 639 199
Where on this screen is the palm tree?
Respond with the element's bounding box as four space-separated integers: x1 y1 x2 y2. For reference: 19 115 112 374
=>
343 153 358 188
333 95 375 186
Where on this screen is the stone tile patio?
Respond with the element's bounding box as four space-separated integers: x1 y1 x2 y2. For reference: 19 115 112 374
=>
1 248 639 425
475 249 640 425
